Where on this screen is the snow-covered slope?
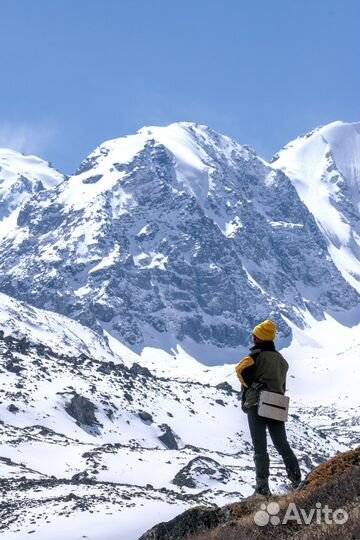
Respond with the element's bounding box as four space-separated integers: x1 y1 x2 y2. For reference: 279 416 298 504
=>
0 291 119 364
0 122 358 364
272 121 360 293
0 292 358 540
0 148 64 239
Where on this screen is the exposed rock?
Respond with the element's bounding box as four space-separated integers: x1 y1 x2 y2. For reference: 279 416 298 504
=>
65 394 98 426
4 360 23 374
172 456 231 488
0 301 359 540
138 411 153 423
130 363 152 378
71 470 91 482
82 174 103 185
124 391 133 402
158 424 179 450
7 404 19 414
215 381 234 395
215 399 225 407
138 505 230 540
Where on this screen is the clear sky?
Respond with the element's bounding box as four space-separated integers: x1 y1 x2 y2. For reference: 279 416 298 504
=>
1 0 359 174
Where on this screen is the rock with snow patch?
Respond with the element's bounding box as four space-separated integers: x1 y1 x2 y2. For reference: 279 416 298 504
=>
138 504 230 540
65 394 98 426
158 424 180 450
138 411 153 423
215 381 234 395
130 363 152 378
7 404 19 414
172 456 231 488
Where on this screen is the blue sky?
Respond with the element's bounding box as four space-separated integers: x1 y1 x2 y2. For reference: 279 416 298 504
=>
1 0 359 174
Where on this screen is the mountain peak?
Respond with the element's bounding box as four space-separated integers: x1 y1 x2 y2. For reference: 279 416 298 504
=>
273 120 360 161
273 119 360 293
83 121 255 168
314 119 360 136
137 120 210 134
68 122 257 212
0 147 63 188
0 147 64 236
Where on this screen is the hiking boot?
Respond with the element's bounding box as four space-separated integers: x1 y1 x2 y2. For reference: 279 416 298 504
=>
253 477 271 496
289 475 301 490
284 454 301 489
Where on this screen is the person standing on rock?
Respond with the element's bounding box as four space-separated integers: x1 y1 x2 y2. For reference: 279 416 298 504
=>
235 319 301 496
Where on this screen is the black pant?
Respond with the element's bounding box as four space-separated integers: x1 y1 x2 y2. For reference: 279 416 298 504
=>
247 406 300 480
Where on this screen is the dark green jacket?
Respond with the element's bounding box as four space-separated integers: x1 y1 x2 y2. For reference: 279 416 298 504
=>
235 341 289 409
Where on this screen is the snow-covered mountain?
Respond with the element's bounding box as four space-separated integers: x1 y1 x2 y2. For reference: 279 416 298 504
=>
0 122 358 364
272 121 360 294
0 148 64 239
0 291 358 540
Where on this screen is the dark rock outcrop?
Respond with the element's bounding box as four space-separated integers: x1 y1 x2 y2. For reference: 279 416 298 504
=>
138 505 230 540
65 394 98 426
130 363 152 378
215 381 234 395
172 456 230 488
138 411 153 423
71 471 91 482
7 404 19 414
158 424 179 450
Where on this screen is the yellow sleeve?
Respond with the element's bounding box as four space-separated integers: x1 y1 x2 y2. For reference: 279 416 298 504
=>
235 356 255 388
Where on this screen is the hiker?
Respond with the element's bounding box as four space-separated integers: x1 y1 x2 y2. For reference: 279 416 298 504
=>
235 319 301 496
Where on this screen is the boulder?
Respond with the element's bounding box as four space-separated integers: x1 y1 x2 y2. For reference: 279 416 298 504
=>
158 424 179 450
172 456 230 489
138 411 153 423
65 394 98 426
138 505 230 540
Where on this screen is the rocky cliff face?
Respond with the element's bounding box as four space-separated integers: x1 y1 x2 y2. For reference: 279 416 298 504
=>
0 123 358 363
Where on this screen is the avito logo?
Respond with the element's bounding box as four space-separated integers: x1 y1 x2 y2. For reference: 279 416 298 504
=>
254 501 348 527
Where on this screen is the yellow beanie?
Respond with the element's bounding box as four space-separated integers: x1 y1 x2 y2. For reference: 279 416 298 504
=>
253 319 276 341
